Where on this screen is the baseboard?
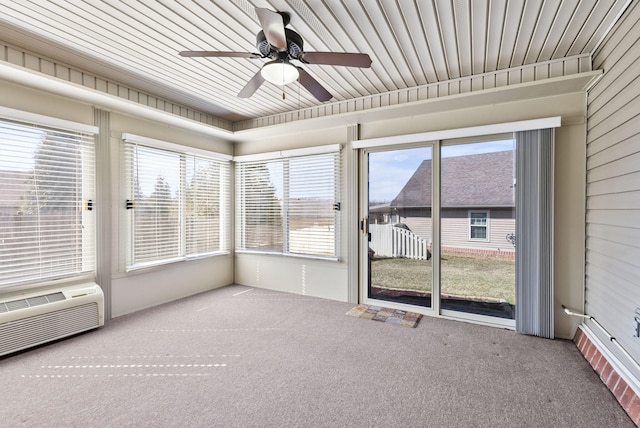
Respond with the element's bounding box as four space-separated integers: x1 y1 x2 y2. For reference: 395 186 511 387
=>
574 326 640 426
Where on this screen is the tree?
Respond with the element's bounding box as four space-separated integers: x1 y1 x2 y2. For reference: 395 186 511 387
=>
148 175 173 218
241 163 282 250
15 130 85 274
20 131 81 214
185 161 219 218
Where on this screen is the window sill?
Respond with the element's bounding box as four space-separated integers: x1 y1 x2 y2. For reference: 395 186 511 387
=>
0 273 96 295
235 250 339 263
123 251 232 274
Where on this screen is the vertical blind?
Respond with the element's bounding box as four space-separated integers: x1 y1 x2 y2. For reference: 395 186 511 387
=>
0 118 96 288
515 128 554 338
236 150 341 258
124 141 230 270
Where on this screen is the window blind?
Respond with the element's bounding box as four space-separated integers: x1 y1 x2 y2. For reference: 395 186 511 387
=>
286 154 339 256
128 145 182 265
0 118 96 288
236 150 341 258
515 128 554 338
124 141 230 270
185 155 229 256
236 160 284 253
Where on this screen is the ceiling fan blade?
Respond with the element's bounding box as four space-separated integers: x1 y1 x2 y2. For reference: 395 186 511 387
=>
297 68 332 102
300 52 372 68
255 8 287 52
238 70 265 98
179 51 261 58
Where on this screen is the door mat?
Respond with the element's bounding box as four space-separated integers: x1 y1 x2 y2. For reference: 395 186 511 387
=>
346 304 422 328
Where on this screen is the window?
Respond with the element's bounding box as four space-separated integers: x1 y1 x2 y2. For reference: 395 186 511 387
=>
469 210 489 241
0 116 96 288
124 135 231 270
236 148 341 258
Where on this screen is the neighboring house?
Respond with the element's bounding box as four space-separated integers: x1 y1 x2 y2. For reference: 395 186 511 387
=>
0 170 29 227
382 150 516 259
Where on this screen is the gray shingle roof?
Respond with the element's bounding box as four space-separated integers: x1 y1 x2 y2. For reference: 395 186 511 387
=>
390 150 515 208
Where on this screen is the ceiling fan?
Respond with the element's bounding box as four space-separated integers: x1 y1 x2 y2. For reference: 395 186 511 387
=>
179 7 372 102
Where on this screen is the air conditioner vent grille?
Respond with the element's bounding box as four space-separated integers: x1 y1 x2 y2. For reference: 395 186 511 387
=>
0 302 99 356
0 292 66 314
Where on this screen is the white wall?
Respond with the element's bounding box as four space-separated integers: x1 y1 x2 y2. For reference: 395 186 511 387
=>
1 80 94 124
234 254 348 301
554 123 587 339
233 125 353 303
108 113 234 317
111 254 233 317
585 0 640 373
2 66 589 338
233 91 587 339
0 80 236 318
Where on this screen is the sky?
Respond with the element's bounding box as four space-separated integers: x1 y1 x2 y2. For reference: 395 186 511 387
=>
369 146 430 204
369 140 515 202
0 124 44 172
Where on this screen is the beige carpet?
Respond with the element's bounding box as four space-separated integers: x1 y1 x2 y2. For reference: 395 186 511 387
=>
0 285 632 427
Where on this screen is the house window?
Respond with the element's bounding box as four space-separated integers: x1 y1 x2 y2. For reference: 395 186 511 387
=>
124 138 231 270
469 211 489 241
0 117 96 288
236 150 341 259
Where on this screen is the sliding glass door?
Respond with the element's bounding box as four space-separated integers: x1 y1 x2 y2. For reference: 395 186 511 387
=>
439 141 516 320
363 139 516 323
366 146 433 308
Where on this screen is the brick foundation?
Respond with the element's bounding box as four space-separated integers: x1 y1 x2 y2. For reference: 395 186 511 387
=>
574 328 640 425
441 246 515 260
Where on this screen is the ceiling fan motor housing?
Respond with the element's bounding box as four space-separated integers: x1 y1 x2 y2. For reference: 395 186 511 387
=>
256 29 304 60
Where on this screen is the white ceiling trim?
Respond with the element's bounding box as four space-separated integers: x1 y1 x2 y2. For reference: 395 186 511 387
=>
0 56 599 145
233 69 601 142
234 54 592 132
233 143 341 162
0 105 99 134
122 133 233 160
0 61 234 140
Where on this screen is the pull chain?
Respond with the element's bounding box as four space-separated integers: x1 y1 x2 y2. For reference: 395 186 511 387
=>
297 78 301 119
282 64 286 100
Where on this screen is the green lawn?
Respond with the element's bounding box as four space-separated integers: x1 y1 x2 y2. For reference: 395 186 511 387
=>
370 255 515 305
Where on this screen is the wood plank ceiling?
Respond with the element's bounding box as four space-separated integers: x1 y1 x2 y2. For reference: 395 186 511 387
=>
0 1 631 123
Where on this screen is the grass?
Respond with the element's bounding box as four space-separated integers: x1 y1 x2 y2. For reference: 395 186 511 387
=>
370 255 515 305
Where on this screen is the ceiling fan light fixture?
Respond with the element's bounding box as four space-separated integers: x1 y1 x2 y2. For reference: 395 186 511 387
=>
261 60 299 85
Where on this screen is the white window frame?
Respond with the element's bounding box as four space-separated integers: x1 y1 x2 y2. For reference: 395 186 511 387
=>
0 108 97 289
468 210 490 242
235 145 341 260
123 134 231 271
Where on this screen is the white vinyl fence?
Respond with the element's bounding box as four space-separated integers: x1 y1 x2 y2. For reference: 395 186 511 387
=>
369 224 431 260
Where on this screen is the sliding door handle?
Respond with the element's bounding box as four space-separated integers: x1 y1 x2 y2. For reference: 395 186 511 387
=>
359 217 368 235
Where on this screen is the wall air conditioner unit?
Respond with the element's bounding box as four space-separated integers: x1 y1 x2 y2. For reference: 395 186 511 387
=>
0 283 104 357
